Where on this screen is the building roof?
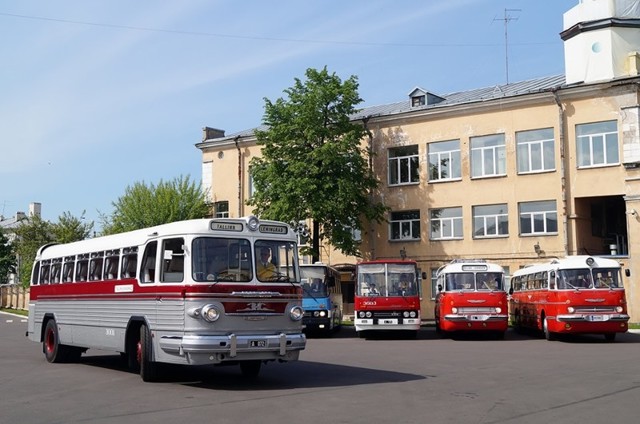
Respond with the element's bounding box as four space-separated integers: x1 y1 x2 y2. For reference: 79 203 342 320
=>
201 74 567 144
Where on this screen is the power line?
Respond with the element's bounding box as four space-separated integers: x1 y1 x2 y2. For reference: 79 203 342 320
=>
0 11 553 49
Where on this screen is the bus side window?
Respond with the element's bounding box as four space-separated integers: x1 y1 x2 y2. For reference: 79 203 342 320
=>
31 262 41 286
121 247 138 279
141 241 158 283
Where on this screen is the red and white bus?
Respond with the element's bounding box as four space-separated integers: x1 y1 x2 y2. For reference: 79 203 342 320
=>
27 216 306 381
509 256 629 341
354 260 422 338
434 259 508 338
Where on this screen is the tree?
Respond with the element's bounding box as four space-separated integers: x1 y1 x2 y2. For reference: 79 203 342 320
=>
101 175 210 234
52 211 94 243
0 228 16 284
13 214 55 287
248 67 387 261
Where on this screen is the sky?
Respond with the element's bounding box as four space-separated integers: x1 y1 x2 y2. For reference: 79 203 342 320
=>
0 0 578 232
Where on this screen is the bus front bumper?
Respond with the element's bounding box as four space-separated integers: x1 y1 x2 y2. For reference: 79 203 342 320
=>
444 314 508 323
159 332 307 359
556 314 630 323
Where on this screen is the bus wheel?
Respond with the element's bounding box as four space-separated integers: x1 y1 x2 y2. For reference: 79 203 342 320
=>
604 333 616 342
139 324 159 382
543 316 556 341
44 320 67 363
240 360 262 378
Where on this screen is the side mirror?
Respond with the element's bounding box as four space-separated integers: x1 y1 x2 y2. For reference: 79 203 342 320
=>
509 287 514 295
625 269 631 277
437 284 443 292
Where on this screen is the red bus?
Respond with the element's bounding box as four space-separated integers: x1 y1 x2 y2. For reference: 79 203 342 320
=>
27 216 306 381
509 256 629 341
434 259 508 338
354 260 422 338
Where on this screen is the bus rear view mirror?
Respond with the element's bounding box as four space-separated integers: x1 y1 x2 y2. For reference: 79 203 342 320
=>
625 269 631 277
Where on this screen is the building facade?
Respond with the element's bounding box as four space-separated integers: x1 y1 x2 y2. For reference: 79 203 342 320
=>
196 0 640 322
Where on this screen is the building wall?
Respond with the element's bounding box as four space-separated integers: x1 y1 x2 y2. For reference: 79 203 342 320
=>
198 80 640 322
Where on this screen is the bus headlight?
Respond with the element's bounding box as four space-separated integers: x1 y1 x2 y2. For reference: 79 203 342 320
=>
616 306 624 313
319 310 327 317
403 311 409 318
289 306 304 321
358 311 365 318
452 307 458 314
567 306 575 313
246 215 259 231
410 311 416 318
201 304 221 322
495 307 502 314
365 311 372 318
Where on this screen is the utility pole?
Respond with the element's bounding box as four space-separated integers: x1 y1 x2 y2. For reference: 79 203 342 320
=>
494 8 521 84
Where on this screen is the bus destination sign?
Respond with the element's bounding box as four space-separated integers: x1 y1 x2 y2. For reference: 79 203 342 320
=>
259 224 288 234
210 222 243 232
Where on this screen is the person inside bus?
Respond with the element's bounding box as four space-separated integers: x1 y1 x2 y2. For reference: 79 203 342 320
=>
256 247 277 279
398 274 412 295
310 278 323 292
369 283 379 295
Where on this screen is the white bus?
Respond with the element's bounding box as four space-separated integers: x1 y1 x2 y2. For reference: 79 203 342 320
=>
27 216 306 381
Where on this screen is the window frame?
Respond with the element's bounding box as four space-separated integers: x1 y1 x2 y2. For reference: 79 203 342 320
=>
428 139 461 182
516 128 555 174
576 120 619 168
430 207 463 240
470 134 506 178
388 145 420 186
519 200 558 236
389 210 421 241
473 203 509 238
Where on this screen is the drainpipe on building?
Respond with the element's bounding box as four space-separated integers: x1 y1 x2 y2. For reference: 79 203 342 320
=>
362 115 376 260
552 88 570 257
234 136 242 217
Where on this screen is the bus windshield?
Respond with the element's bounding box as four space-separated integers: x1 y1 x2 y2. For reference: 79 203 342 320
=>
445 272 503 291
357 263 417 297
192 237 252 282
300 266 329 297
556 268 622 289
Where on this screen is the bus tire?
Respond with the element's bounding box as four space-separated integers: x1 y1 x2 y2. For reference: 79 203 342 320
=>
43 319 68 363
139 324 159 382
543 316 556 341
240 360 262 378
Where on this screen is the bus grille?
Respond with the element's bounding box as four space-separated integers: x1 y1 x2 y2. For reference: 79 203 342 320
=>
457 307 497 314
574 306 617 313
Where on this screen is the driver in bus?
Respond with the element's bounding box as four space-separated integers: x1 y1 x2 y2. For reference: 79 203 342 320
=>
257 247 277 279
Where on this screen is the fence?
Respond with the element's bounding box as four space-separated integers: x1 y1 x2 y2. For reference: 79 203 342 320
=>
0 285 30 310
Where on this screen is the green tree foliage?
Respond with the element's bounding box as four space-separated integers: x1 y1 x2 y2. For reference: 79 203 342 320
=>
52 211 94 243
248 67 387 260
13 214 54 287
0 228 16 283
101 175 210 234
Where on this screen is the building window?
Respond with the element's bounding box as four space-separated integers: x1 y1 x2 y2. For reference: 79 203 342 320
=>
470 134 506 178
516 128 555 174
389 210 420 240
388 145 420 186
430 207 463 240
412 95 425 107
519 200 557 235
473 204 508 238
248 171 256 198
428 139 461 181
576 120 619 168
214 201 229 218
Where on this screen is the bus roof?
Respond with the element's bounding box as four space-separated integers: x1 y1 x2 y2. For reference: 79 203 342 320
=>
35 217 295 261
512 256 621 277
436 260 504 275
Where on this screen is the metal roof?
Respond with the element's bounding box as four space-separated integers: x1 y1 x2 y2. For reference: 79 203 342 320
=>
204 74 567 143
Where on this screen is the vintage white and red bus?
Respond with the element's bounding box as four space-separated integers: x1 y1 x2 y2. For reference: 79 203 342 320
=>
354 260 422 338
27 216 306 381
434 259 508 338
509 256 629 341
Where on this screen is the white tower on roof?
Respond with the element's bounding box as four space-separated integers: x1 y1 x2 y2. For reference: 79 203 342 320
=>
562 0 640 84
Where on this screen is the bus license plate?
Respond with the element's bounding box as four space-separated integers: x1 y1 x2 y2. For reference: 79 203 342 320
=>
250 340 267 347
588 315 605 322
381 319 397 325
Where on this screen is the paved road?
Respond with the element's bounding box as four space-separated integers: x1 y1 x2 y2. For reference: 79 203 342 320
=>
2 312 639 424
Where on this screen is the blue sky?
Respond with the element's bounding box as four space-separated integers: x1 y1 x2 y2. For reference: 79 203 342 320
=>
0 0 577 232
